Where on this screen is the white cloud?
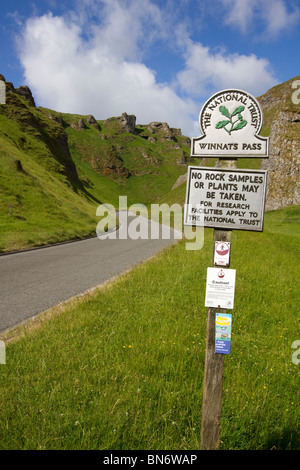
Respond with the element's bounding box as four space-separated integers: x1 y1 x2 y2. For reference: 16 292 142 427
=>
17 8 197 136
265 0 300 37
16 0 279 137
85 0 167 61
219 0 254 33
176 40 278 98
219 0 300 37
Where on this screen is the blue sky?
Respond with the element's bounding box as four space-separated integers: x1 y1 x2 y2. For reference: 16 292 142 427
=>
0 0 299 135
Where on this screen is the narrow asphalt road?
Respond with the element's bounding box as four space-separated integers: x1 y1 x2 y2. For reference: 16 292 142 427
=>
0 214 181 332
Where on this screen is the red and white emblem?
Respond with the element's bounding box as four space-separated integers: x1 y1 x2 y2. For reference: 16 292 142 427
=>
216 242 229 256
214 241 231 266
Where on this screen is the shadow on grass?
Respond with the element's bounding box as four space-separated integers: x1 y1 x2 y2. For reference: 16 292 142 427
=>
266 427 300 450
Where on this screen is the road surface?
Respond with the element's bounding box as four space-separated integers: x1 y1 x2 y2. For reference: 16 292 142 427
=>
0 214 181 332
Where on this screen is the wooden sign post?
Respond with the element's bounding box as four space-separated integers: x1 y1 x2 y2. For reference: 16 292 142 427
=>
201 159 235 450
184 89 269 450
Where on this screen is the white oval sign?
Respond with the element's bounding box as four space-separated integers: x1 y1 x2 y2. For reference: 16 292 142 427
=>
191 89 269 158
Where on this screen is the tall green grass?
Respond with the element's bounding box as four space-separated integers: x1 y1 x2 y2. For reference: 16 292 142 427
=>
0 205 299 449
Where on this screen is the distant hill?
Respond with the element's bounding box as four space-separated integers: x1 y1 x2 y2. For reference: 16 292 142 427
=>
0 74 191 252
58 110 192 206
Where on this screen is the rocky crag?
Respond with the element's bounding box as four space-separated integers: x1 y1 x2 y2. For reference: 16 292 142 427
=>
258 77 300 211
63 109 190 185
0 74 81 188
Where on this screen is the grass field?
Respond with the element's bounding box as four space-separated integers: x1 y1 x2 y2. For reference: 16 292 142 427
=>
0 204 299 450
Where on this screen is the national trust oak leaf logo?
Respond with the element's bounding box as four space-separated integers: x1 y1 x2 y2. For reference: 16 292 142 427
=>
215 105 247 135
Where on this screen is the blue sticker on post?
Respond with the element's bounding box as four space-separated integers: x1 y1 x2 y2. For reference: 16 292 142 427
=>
215 313 232 354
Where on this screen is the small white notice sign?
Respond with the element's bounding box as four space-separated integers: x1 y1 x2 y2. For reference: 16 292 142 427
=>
214 241 231 266
205 268 236 309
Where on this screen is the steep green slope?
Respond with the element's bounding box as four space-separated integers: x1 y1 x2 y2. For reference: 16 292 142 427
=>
0 78 191 252
60 112 191 206
0 82 102 253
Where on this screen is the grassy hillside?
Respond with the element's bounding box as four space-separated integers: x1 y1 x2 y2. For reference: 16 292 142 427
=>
0 80 190 252
0 90 100 252
0 204 299 450
61 112 191 206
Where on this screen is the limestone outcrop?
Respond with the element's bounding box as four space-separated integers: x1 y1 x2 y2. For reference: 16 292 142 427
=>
258 77 300 210
261 110 300 210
